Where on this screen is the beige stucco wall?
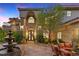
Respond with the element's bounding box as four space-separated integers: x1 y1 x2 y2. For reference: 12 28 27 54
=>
61 22 79 42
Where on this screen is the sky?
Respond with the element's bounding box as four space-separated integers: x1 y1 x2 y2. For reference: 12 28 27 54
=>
0 3 57 27
0 3 79 27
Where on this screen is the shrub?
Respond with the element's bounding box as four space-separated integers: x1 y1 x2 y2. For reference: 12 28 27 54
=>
52 39 64 45
36 32 49 44
36 32 44 43
0 30 7 43
13 31 23 43
44 38 49 44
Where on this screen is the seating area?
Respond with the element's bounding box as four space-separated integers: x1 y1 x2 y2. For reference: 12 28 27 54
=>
51 42 79 56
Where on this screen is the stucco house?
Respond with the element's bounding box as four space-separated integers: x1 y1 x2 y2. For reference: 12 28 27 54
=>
8 18 20 31
17 4 79 43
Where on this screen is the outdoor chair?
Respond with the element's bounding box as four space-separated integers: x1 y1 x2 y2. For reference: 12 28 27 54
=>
51 42 73 56
51 45 61 56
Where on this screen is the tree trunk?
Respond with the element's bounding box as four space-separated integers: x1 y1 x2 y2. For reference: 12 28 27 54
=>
49 30 51 43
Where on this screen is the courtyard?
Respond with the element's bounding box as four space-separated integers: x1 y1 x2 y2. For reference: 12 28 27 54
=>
19 42 53 56
0 3 79 56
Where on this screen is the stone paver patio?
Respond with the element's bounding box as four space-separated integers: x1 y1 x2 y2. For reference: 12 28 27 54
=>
19 42 53 56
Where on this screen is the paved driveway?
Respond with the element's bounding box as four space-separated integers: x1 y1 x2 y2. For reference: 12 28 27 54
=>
19 43 53 56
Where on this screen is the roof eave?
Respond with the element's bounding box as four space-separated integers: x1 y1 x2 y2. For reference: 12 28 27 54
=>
63 7 79 10
18 8 44 11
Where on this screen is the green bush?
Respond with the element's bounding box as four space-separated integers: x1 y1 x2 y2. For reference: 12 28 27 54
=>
0 30 23 43
36 32 44 43
36 32 49 44
52 39 64 44
44 38 49 44
13 31 23 43
0 30 7 43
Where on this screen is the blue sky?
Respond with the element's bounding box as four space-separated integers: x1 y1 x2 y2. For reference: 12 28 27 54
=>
0 3 57 26
0 3 56 17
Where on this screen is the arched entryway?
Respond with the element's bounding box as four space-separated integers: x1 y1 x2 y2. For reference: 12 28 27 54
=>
23 11 37 42
28 30 34 41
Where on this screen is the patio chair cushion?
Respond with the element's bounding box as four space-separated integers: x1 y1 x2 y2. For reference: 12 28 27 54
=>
59 43 65 49
64 42 72 48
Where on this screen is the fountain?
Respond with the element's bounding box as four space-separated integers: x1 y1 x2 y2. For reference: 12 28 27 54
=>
0 30 21 56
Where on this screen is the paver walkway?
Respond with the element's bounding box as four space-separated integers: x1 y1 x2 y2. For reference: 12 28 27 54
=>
19 42 53 56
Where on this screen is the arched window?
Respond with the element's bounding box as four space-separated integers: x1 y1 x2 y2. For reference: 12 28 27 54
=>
28 17 35 23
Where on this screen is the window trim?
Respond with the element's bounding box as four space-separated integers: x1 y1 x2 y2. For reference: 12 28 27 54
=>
28 17 35 23
67 11 72 16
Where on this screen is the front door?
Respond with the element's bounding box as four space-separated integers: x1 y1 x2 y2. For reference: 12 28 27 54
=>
28 30 34 41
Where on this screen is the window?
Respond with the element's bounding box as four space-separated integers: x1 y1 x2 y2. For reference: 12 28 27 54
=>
20 26 23 29
43 32 49 38
67 11 71 16
38 26 42 30
28 17 35 23
57 32 62 39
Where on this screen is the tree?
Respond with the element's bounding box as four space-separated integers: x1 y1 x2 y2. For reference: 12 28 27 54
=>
36 11 46 43
46 5 64 43
37 10 46 30
37 4 64 43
